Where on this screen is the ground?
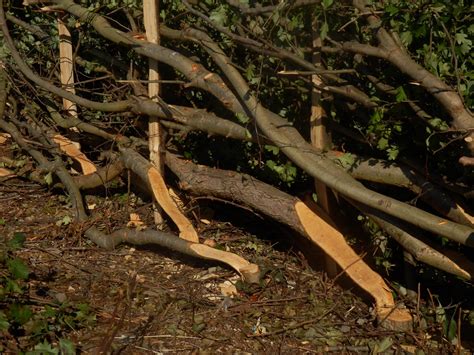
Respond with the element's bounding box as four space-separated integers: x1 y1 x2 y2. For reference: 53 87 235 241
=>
0 180 467 354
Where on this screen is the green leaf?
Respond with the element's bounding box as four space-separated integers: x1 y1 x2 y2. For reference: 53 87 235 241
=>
56 215 72 227
322 0 333 9
0 311 10 331
44 172 53 186
400 31 413 46
320 21 329 41
59 339 76 354
264 145 279 155
377 137 389 150
266 160 276 169
335 153 355 169
209 5 228 27
5 279 23 294
7 258 30 280
192 322 206 333
454 32 472 54
374 337 393 353
236 112 250 124
385 4 398 15
395 86 407 102
9 304 33 325
62 215 72 225
8 232 26 250
428 118 449 131
446 317 457 342
387 147 399 160
370 108 383 123
29 340 59 355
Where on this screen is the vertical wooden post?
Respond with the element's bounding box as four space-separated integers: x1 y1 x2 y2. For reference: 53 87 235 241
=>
143 0 164 224
57 16 77 119
310 19 338 276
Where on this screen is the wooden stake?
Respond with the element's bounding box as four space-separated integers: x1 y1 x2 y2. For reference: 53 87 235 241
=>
57 17 77 119
143 0 164 224
310 20 337 276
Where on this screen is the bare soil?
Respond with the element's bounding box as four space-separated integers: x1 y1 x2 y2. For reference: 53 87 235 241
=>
0 181 465 354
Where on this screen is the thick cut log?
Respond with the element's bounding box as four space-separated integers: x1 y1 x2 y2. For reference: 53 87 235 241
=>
165 154 413 330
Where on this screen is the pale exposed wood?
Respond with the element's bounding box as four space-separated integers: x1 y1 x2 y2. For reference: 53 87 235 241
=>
57 16 96 175
143 0 165 224
127 213 146 229
53 134 96 175
0 132 11 144
57 17 77 119
147 165 199 243
189 244 260 283
295 201 413 330
455 204 474 226
0 167 15 177
310 21 337 276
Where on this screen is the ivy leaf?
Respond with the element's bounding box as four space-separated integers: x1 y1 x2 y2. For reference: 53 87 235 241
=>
400 31 413 46
454 32 472 55
387 146 399 160
0 311 10 331
5 279 23 293
373 336 393 353
9 304 33 325
56 215 72 226
8 232 26 250
264 145 280 155
336 153 355 169
266 160 276 170
59 339 76 354
322 0 333 9
320 21 329 41
395 86 407 102
446 318 457 342
209 6 228 27
30 340 59 355
7 258 30 280
377 137 389 150
44 172 53 186
236 112 250 124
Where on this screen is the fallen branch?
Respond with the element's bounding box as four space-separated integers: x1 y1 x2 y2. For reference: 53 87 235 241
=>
84 227 260 284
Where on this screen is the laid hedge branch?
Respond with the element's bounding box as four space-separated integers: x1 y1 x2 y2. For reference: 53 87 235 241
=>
179 25 474 246
84 227 260 284
165 153 413 329
166 153 472 281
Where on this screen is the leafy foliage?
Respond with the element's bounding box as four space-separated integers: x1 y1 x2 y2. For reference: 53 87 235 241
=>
0 233 95 352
